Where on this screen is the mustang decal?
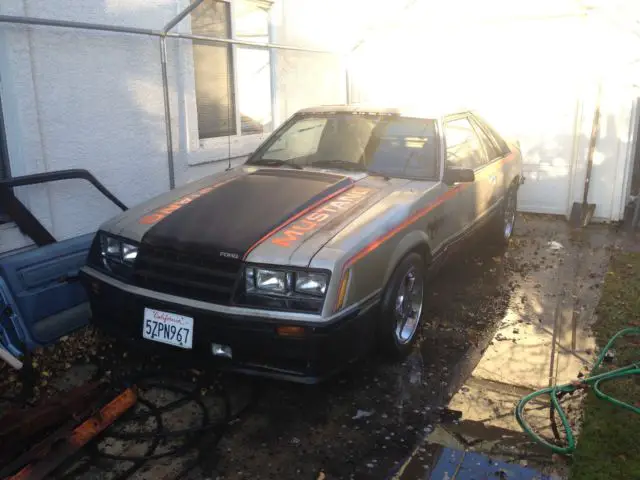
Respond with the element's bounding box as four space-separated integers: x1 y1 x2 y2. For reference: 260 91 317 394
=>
138 179 235 225
270 186 375 248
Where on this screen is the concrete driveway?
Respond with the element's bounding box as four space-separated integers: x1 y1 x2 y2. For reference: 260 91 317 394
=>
396 215 616 480
5 215 617 480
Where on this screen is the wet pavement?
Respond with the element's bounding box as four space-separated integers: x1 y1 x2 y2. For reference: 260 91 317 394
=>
394 215 616 480
3 215 619 479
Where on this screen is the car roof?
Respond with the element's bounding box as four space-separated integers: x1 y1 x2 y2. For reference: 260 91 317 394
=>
297 103 472 120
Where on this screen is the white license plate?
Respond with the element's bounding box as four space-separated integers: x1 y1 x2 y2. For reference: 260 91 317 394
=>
142 308 193 349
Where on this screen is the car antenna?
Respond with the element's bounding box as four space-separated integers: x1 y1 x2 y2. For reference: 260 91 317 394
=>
225 78 232 171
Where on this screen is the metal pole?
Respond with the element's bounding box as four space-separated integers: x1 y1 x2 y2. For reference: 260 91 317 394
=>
268 8 279 129
166 31 337 54
0 14 161 37
0 15 341 54
345 64 351 105
160 36 175 190
164 0 206 33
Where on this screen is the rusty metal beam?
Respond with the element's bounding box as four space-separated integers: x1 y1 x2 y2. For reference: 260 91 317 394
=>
8 387 137 480
0 382 104 446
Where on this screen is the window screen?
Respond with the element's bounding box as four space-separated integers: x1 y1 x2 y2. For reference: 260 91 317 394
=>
236 47 272 135
192 0 272 139
192 0 236 139
235 1 271 135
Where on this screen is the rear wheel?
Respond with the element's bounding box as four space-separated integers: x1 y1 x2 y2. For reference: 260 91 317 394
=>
491 185 518 246
378 252 425 360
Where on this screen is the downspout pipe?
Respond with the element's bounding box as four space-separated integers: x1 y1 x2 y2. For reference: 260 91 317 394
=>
159 36 175 190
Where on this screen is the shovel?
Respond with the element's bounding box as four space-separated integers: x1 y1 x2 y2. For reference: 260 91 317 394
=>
569 84 601 228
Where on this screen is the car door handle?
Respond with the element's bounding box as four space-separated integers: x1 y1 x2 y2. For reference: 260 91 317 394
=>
58 272 80 283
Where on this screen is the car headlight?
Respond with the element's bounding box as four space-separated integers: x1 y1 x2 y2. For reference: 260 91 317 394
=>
295 272 328 296
255 269 288 293
244 267 328 297
246 267 289 294
99 233 139 269
122 242 139 263
101 235 121 257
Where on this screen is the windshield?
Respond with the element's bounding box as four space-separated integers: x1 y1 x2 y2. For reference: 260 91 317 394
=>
247 113 439 179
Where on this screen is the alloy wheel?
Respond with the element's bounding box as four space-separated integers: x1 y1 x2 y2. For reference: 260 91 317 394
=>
394 266 424 344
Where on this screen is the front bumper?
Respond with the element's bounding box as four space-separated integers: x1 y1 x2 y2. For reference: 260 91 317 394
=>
80 268 379 383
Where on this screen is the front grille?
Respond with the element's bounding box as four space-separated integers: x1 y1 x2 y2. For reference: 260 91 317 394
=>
133 245 241 304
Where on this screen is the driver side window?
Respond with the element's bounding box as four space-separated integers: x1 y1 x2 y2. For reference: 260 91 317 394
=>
444 117 487 170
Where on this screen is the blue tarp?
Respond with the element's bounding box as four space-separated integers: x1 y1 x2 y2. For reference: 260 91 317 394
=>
429 447 553 480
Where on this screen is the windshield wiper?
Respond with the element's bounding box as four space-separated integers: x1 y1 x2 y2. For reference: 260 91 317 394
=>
251 159 303 170
310 160 365 171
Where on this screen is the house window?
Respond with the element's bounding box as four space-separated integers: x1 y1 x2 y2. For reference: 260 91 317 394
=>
192 0 273 141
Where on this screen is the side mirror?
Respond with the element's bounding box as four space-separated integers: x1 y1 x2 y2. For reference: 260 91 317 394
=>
443 168 475 185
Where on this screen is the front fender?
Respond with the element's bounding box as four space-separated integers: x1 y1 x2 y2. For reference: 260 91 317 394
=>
382 229 432 287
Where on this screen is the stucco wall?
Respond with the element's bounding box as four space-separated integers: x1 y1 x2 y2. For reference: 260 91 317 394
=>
0 0 348 253
2 0 638 254
349 0 640 221
0 0 176 252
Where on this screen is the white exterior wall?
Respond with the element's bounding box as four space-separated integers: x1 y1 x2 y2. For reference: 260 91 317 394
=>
0 0 349 253
0 0 179 253
1 0 638 254
349 0 640 221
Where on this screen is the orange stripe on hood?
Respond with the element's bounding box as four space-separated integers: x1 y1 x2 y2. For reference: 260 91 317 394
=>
242 182 357 259
139 178 235 225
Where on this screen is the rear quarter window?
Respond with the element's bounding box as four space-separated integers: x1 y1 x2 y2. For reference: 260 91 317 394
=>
472 115 511 156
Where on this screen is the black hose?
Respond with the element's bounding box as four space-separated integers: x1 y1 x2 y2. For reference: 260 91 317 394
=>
1 339 258 480
52 361 258 480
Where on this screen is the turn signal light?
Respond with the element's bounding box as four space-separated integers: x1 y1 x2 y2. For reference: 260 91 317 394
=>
276 325 306 337
335 269 351 312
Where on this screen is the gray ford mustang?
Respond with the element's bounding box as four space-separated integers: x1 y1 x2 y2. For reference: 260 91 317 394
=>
81 105 523 383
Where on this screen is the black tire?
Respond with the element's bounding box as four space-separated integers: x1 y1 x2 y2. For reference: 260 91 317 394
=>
490 184 518 246
378 252 426 360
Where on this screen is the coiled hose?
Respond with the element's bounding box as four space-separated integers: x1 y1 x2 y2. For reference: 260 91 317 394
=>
56 364 259 480
515 327 640 454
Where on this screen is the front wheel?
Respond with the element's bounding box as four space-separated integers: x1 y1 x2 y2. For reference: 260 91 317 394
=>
378 252 426 360
491 185 518 246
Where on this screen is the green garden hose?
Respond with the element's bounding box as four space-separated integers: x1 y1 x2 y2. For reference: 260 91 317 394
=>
515 327 640 455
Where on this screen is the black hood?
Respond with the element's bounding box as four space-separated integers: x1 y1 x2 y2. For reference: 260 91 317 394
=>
140 169 352 257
